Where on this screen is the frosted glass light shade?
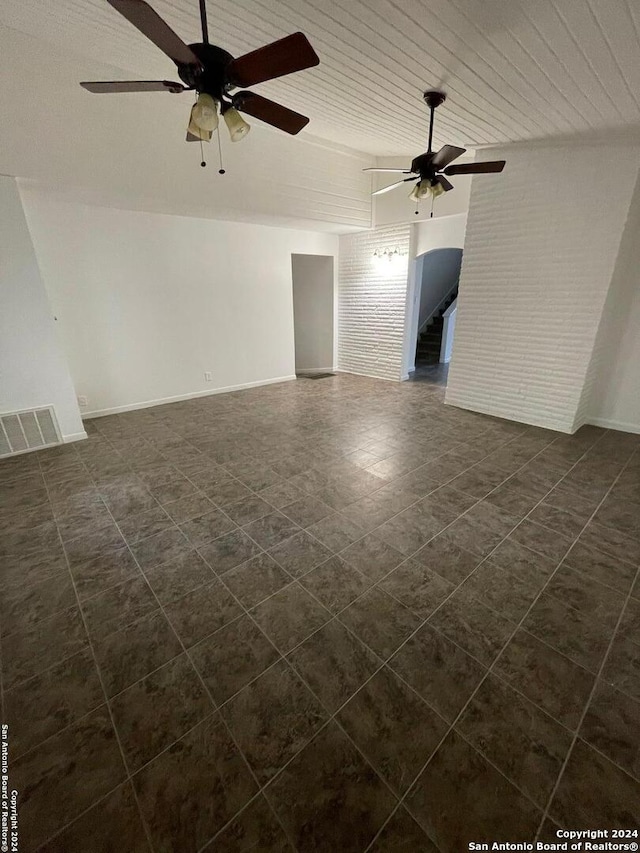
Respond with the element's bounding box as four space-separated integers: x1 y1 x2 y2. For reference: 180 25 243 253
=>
408 179 445 201
191 93 219 132
409 180 431 201
223 107 251 142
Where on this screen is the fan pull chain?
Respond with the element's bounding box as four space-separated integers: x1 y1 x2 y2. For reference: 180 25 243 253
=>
217 129 225 175
200 138 206 168
430 194 435 218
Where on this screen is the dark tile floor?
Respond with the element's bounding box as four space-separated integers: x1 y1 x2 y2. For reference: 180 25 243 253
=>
1 373 639 852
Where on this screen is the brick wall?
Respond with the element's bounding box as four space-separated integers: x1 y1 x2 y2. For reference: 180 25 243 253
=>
445 143 640 433
338 224 411 381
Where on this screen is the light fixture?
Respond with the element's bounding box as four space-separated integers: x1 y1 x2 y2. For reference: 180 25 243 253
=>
372 246 408 272
190 92 219 134
373 246 407 261
408 179 445 202
223 107 251 142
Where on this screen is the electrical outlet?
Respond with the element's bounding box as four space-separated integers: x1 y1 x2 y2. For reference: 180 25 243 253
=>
204 372 212 382
77 395 88 407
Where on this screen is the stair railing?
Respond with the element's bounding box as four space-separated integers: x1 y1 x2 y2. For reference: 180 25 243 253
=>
417 282 459 336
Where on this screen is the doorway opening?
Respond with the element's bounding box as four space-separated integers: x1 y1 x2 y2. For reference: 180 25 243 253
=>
291 254 335 377
407 247 462 386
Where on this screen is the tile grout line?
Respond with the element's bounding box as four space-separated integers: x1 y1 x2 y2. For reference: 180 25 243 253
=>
362 428 636 850
0 423 610 739
4 406 635 851
0 424 614 695
0 412 555 653
34 438 633 674
33 451 159 853
194 430 629 849
12 432 636 812
88 476 300 853
533 451 640 838
19 437 276 853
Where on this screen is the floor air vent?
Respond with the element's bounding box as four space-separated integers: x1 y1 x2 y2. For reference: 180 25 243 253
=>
0 407 62 457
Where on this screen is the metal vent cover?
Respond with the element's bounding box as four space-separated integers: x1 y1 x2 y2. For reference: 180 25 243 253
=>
0 407 62 457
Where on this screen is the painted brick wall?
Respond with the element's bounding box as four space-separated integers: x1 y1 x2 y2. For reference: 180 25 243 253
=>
583 169 640 433
338 224 411 381
446 143 640 433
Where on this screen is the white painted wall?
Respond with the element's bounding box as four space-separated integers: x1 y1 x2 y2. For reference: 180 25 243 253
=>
21 191 338 417
0 177 85 442
586 171 640 433
415 213 468 256
372 157 472 227
445 142 640 433
291 254 335 373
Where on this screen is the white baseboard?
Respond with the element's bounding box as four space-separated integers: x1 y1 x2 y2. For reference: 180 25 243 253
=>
587 417 640 435
82 375 297 419
63 430 88 443
296 367 335 375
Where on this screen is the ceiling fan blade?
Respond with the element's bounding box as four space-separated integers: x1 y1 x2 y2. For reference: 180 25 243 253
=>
81 80 186 93
372 179 415 196
444 160 506 175
430 144 467 169
227 32 319 88
363 168 412 173
233 91 309 135
434 175 454 192
107 0 200 66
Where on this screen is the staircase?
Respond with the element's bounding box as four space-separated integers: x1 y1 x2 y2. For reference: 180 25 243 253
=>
415 289 458 366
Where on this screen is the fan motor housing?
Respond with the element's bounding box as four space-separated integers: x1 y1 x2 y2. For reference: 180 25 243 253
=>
410 152 436 177
178 43 235 96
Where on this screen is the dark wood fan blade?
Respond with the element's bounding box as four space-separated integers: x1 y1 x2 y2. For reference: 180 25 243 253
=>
227 32 319 88
80 80 186 93
434 175 454 192
444 160 506 175
233 91 309 134
430 144 466 169
363 168 412 173
107 0 200 66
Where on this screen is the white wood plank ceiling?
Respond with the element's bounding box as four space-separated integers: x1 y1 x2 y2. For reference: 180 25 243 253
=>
2 0 640 155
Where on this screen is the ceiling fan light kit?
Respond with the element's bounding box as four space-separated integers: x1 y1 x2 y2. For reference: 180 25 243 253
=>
364 89 506 213
409 179 445 202
80 0 319 163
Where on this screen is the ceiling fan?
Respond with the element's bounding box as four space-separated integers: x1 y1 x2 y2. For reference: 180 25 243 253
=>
364 90 505 206
80 0 319 145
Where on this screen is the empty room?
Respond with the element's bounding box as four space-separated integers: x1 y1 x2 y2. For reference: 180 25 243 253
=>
0 0 639 850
